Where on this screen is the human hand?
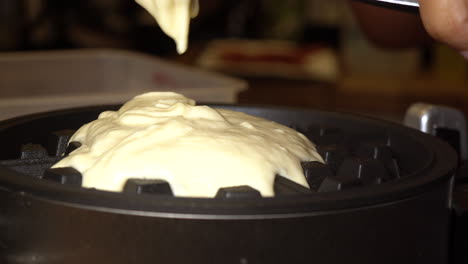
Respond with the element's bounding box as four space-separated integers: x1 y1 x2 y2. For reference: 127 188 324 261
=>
419 0 468 58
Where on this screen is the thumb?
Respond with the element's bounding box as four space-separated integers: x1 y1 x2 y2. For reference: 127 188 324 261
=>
418 0 468 54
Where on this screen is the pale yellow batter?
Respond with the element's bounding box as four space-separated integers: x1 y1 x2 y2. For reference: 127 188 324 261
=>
53 92 323 197
135 0 199 54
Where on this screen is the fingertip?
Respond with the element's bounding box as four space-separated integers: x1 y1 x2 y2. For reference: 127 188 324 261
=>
418 0 468 51
459 50 468 60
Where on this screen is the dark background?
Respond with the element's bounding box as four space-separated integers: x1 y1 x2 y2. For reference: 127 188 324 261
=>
0 0 466 121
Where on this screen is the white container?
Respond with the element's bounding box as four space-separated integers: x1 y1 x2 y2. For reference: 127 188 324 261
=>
0 49 247 120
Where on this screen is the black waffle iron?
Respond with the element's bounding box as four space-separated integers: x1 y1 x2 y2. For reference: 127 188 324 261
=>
0 104 461 264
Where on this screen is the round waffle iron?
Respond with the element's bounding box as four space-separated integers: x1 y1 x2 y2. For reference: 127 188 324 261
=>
0 105 457 264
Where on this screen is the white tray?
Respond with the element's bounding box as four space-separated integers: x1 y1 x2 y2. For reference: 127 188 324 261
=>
0 49 248 120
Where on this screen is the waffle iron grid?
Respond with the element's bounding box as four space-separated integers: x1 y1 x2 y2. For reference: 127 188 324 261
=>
0 123 404 198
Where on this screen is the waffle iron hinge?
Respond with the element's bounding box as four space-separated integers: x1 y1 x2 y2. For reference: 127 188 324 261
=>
404 103 468 264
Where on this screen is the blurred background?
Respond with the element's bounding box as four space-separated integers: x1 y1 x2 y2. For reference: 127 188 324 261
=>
0 0 466 121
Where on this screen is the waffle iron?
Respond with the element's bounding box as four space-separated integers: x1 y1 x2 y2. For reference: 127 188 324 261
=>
0 104 459 264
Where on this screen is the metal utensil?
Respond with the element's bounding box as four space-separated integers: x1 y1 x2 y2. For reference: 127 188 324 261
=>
354 0 419 11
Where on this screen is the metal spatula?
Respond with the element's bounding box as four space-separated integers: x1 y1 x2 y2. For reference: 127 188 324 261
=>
354 0 419 11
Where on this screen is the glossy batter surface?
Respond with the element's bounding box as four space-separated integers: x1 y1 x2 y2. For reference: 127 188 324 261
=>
53 92 323 197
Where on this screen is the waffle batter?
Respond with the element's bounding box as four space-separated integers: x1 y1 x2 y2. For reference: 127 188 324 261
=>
53 92 323 197
135 0 199 54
